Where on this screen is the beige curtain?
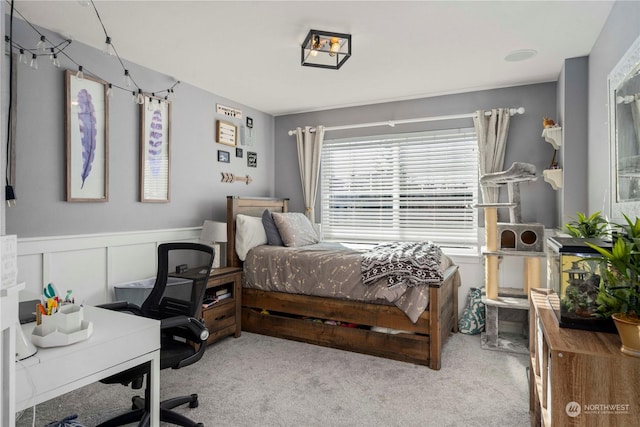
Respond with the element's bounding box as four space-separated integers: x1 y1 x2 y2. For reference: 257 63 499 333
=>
295 126 325 222
473 109 511 203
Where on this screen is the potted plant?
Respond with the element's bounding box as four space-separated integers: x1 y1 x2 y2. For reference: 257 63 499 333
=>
564 211 609 238
587 214 640 357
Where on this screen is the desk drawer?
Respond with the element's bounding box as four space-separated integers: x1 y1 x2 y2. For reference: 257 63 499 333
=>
203 301 235 333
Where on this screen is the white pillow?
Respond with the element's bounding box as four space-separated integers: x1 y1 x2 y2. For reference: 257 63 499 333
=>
235 214 267 261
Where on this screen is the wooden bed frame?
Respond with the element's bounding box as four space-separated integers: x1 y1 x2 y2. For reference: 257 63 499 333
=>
226 196 459 370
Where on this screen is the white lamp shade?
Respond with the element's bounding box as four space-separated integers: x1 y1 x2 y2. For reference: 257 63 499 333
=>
200 220 227 244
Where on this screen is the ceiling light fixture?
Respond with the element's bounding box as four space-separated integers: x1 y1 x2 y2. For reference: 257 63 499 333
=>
504 49 538 62
301 29 351 70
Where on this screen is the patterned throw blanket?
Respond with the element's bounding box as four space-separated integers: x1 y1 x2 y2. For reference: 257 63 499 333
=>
361 242 443 288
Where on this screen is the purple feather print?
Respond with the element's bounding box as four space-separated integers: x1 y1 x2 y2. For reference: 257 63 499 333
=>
147 110 163 176
77 89 97 189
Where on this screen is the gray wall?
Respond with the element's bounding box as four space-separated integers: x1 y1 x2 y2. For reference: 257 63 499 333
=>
557 56 589 225
5 19 275 237
588 0 640 218
274 83 559 228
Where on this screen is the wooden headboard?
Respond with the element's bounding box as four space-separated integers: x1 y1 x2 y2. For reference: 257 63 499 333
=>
226 196 289 268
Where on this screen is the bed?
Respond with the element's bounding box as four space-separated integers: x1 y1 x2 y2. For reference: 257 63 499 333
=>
226 196 460 369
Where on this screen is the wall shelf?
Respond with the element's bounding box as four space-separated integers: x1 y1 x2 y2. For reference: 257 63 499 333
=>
543 168 563 190
541 127 562 149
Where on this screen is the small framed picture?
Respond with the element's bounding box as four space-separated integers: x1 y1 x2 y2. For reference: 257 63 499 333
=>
216 120 237 146
236 148 243 158
246 116 253 128
247 151 257 168
218 150 230 163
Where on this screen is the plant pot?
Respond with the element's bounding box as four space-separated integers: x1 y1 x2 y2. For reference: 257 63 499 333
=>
612 313 640 357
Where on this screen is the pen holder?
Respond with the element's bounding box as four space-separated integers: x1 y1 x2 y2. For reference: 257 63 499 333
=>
40 304 84 334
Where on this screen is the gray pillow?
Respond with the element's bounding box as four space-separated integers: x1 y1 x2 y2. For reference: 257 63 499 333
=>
271 212 320 247
262 209 284 246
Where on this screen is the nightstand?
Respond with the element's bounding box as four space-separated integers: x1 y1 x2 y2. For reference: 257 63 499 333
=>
201 266 243 345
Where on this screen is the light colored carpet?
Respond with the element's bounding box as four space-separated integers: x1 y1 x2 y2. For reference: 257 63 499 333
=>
16 332 530 427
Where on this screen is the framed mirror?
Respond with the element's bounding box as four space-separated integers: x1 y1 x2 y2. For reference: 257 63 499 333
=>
610 33 640 220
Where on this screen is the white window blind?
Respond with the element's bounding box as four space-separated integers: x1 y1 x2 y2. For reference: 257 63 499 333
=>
321 128 479 251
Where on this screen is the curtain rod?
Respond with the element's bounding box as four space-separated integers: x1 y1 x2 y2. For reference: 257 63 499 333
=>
287 107 525 135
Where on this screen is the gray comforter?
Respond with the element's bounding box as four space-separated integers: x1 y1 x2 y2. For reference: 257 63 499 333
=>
243 242 454 323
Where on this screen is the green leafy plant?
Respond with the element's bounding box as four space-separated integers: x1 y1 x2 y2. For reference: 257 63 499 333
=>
586 218 640 318
564 211 609 238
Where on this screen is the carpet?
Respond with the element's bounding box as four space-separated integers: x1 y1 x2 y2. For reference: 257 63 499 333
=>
16 332 530 427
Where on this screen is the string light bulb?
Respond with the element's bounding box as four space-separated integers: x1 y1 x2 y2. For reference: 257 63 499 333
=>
18 48 26 64
136 89 145 104
106 83 113 98
49 48 61 68
104 36 115 56
76 65 84 79
124 69 132 87
29 54 38 70
36 35 46 52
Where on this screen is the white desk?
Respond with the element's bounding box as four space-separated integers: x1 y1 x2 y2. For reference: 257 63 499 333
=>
16 306 160 426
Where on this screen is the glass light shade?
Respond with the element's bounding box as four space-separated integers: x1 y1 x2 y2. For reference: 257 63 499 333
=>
301 29 351 70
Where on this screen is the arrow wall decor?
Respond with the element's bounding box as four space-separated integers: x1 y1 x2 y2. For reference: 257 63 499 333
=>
221 172 253 185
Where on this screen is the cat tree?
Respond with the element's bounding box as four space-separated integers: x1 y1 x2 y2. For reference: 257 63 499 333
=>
477 162 545 353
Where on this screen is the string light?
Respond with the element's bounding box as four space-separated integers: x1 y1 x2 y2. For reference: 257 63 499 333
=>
104 36 115 56
5 1 180 104
29 53 38 70
49 48 60 68
123 69 132 87
36 35 46 51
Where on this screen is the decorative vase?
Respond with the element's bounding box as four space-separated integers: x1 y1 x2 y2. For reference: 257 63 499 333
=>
612 313 640 357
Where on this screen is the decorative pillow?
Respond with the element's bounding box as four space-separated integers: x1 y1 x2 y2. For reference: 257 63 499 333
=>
271 212 320 247
261 209 284 246
458 287 485 335
235 214 267 261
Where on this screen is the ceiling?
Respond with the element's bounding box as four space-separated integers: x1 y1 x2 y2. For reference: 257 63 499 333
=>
7 1 614 116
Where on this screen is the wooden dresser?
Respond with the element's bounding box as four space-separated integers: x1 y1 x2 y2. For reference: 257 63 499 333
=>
529 288 640 426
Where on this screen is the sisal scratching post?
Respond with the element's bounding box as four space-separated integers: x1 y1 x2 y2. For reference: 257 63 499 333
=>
484 207 499 299
485 256 499 299
524 257 541 299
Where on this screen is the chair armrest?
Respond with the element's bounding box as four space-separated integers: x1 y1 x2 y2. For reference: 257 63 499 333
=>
161 316 209 342
96 301 143 315
161 316 209 369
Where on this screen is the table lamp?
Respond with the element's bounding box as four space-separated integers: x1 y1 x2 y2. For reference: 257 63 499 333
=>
200 220 227 269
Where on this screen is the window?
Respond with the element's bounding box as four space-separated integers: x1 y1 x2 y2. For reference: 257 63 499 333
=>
321 128 479 253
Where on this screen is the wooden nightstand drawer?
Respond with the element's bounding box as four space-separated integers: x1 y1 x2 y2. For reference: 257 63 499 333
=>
201 267 242 345
203 302 235 332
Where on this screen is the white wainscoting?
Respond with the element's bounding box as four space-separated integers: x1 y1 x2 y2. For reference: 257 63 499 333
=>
17 227 201 305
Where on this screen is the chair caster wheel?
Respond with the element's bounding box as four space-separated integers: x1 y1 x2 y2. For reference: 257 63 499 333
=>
196 424 204 427
189 393 199 408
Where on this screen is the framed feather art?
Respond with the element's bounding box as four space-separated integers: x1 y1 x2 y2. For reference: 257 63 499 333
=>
65 70 109 202
140 96 171 202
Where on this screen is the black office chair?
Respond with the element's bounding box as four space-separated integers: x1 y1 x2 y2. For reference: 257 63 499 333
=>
97 242 215 427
